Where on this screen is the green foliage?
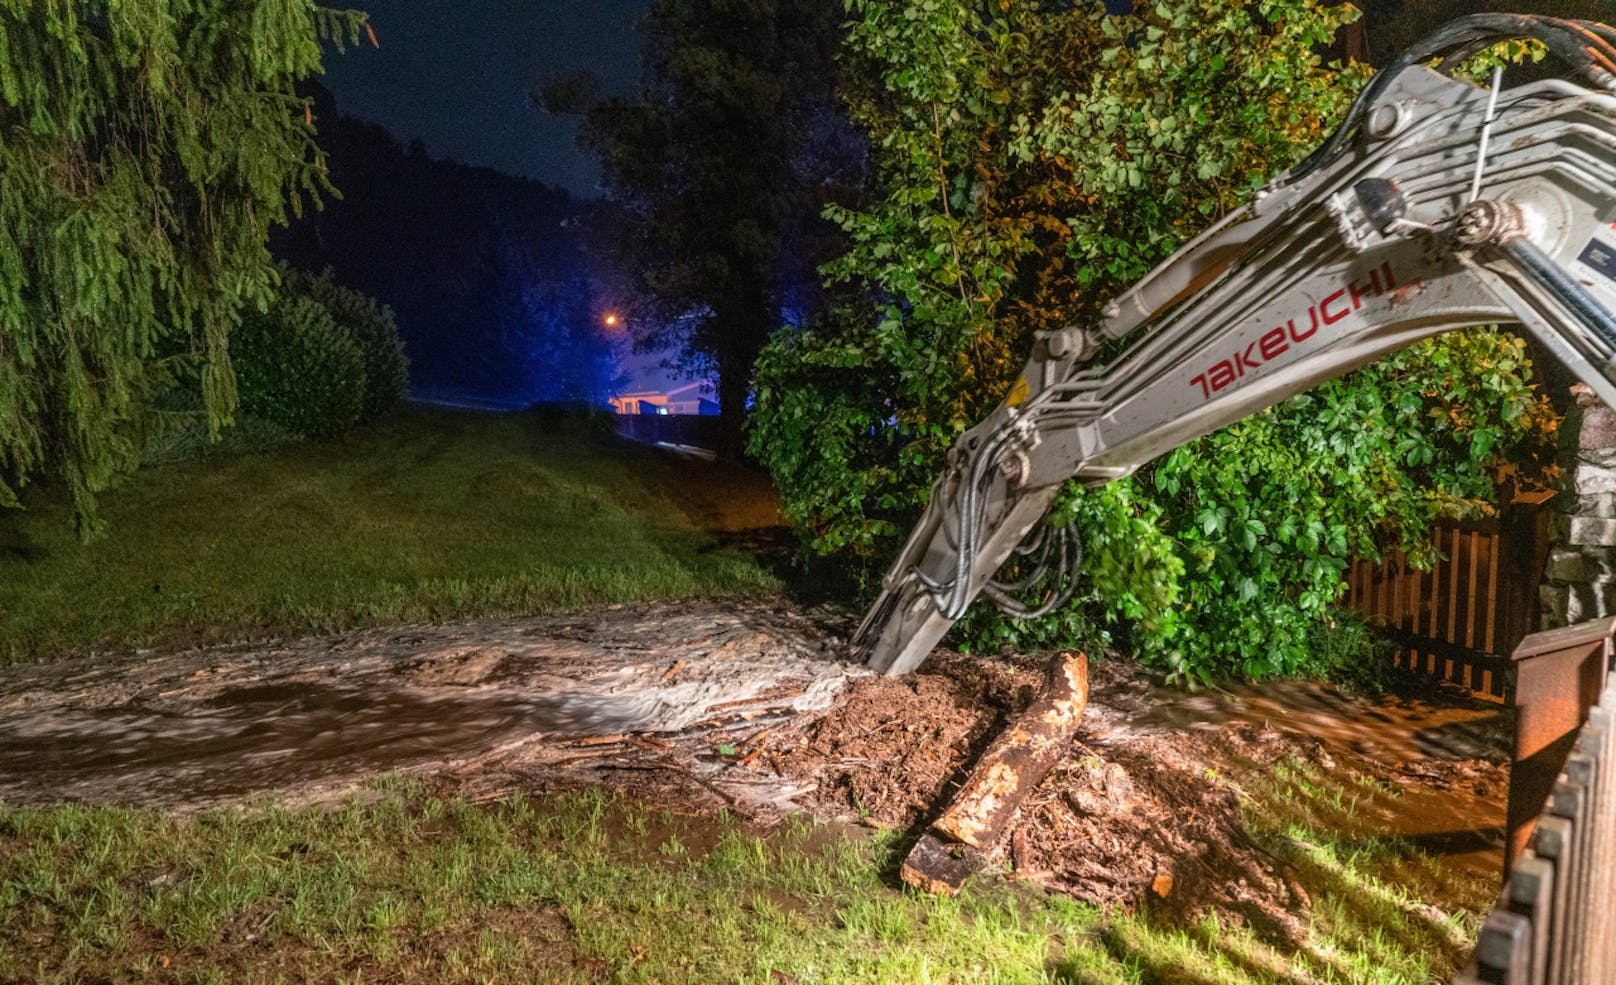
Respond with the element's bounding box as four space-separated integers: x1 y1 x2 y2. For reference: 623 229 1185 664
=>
0 0 364 535
1305 611 1396 695
279 266 409 420
750 0 1559 681
232 292 365 438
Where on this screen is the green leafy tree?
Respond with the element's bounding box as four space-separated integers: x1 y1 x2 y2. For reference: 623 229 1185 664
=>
0 1 365 534
750 0 1557 681
553 0 854 459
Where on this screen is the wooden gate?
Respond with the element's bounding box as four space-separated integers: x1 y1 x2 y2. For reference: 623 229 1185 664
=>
1342 491 1556 701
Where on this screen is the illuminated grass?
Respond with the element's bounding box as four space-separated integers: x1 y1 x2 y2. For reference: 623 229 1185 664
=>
0 407 781 663
0 771 1492 985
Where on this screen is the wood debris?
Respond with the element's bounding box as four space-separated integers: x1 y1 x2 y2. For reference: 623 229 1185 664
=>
901 651 1088 895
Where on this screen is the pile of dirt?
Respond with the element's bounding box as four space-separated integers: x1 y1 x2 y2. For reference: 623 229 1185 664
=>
760 655 1287 933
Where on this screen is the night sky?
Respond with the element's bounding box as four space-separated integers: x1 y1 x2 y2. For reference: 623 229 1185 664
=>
320 1 650 198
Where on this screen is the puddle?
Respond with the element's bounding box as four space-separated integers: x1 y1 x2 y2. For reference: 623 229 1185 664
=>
1129 677 1510 881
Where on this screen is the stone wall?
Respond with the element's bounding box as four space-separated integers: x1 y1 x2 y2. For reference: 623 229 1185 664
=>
1541 385 1616 628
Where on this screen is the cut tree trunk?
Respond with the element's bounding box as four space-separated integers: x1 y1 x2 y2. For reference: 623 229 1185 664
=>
900 650 1089 895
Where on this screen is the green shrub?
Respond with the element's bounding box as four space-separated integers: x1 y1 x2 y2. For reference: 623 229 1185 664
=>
233 294 366 438
749 0 1559 684
141 413 298 465
1309 611 1396 694
280 266 409 420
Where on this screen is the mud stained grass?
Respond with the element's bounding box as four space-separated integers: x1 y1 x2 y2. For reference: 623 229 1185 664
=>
0 408 781 663
1 776 1490 985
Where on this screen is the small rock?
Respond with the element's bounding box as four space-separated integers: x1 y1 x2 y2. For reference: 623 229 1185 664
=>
1103 762 1132 801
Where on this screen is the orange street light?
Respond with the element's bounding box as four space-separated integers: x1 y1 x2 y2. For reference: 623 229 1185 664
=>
603 312 620 327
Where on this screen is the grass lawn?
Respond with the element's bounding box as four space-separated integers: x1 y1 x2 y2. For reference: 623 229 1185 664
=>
0 408 781 663
0 767 1490 985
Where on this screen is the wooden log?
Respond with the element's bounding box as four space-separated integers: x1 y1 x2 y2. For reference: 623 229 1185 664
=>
900 651 1088 895
899 831 988 895
932 650 1088 849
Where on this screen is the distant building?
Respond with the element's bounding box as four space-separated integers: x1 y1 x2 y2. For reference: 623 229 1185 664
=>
608 380 719 416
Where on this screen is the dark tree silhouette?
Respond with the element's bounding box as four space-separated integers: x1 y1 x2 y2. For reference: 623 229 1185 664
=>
547 0 859 459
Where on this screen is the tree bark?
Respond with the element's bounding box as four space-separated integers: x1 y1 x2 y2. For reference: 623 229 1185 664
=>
900 650 1088 895
715 347 752 462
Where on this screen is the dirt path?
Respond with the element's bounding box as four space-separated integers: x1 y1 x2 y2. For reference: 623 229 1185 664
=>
0 599 1511 935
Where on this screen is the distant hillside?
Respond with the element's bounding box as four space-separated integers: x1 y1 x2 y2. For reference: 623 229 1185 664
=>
275 84 620 409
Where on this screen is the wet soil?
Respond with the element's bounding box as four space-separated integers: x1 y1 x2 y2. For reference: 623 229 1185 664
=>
767 651 1509 940
0 599 1511 930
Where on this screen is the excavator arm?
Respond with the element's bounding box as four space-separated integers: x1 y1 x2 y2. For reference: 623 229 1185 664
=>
855 14 1616 676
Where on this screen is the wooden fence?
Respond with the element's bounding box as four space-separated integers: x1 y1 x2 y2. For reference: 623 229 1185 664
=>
1457 661 1615 984
1342 491 1556 701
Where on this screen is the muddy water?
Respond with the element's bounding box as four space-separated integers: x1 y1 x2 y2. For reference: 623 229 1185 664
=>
0 684 589 806
1128 678 1511 881
0 603 1513 881
0 602 862 811
1134 678 1507 763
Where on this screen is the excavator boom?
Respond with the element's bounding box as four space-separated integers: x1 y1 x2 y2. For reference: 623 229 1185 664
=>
855 14 1616 676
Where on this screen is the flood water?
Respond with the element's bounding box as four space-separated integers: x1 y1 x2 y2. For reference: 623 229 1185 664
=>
0 604 861 812
0 682 625 808
1135 677 1511 881
0 610 1514 882
1137 677 1507 763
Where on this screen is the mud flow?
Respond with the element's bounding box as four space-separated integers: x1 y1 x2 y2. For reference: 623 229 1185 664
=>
1132 675 1510 878
0 684 571 805
0 602 861 811
0 600 1511 930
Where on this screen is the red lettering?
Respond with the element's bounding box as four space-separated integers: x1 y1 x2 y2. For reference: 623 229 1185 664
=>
1259 326 1288 361
1348 270 1381 309
1320 289 1350 324
1187 263 1399 401
1288 309 1318 342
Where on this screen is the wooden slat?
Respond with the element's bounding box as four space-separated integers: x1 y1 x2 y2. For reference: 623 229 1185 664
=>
1467 529 1482 650
1454 526 1467 639
1393 548 1405 632
1485 531 1500 655
1431 553 1444 676
1410 564 1423 638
